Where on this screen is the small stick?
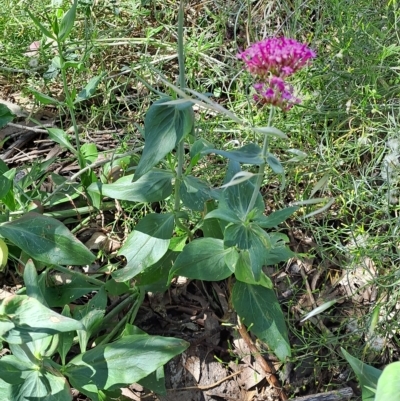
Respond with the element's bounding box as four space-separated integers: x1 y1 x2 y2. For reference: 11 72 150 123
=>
237 319 288 401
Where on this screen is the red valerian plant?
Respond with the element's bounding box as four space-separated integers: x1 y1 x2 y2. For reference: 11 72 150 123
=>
237 37 316 110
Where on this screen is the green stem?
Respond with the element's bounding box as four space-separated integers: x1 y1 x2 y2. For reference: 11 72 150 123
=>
57 43 84 170
245 106 275 217
173 0 186 215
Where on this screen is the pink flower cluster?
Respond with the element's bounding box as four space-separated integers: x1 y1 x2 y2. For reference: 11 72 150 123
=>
237 37 316 111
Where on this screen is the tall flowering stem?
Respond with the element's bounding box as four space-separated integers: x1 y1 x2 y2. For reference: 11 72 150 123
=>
238 37 316 216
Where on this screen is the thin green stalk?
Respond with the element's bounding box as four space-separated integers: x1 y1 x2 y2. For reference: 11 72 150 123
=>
245 106 275 217
57 42 84 170
173 0 186 214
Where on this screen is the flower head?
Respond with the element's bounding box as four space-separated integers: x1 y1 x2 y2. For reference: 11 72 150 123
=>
237 37 316 111
237 37 316 78
254 77 301 111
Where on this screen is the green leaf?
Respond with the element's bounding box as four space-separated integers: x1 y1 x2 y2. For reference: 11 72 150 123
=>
201 143 263 165
0 355 35 385
180 175 217 211
58 0 78 41
28 88 60 105
171 238 233 281
224 223 271 281
375 361 400 401
0 378 12 401
138 367 166 395
11 368 72 401
74 75 103 103
0 212 95 266
81 143 98 164
65 335 188 392
252 126 287 139
135 97 194 179
88 170 173 203
113 213 174 281
136 250 178 292
232 282 290 361
26 9 56 40
201 200 224 239
264 233 294 266
0 295 84 344
219 161 264 221
47 128 76 154
74 288 107 352
23 259 46 305
266 154 284 174
254 206 299 228
58 306 75 366
0 104 15 129
341 348 381 401
44 272 100 307
234 250 273 288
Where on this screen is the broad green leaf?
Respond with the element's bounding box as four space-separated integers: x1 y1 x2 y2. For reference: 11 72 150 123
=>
201 143 263 165
58 306 75 366
0 212 95 265
73 287 107 352
58 0 78 41
135 97 194 179
341 348 381 401
375 361 400 401
180 175 216 211
10 368 72 401
88 170 173 202
266 154 284 174
265 233 294 265
0 295 84 344
136 250 178 292
0 104 15 128
224 223 271 281
23 259 46 305
138 367 166 395
0 378 12 400
234 250 273 288
113 213 174 281
65 335 188 392
254 206 299 228
201 200 224 239
44 272 100 307
219 161 264 221
171 238 233 281
81 143 98 164
205 208 241 224
232 282 290 361
0 355 35 385
28 88 60 105
74 75 103 103
47 128 76 154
